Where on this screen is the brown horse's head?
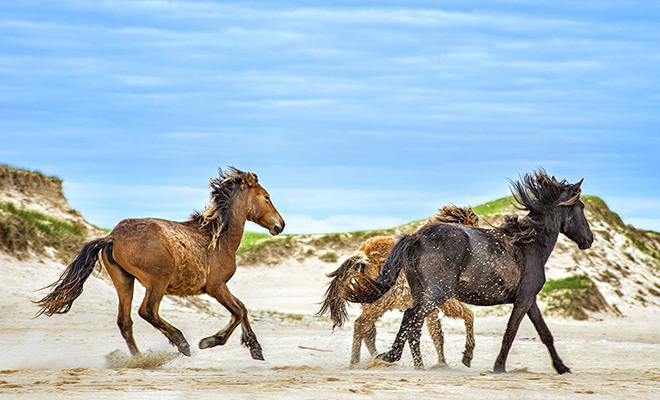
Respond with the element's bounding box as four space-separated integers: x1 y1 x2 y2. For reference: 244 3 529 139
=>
240 171 285 236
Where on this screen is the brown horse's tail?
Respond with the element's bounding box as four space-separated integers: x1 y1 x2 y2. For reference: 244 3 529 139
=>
344 234 418 304
318 252 368 329
35 236 112 317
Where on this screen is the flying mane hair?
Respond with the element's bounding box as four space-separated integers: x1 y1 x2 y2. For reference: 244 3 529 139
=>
498 169 574 244
190 167 253 247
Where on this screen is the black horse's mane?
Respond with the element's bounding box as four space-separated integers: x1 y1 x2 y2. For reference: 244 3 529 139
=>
190 167 248 247
498 169 573 244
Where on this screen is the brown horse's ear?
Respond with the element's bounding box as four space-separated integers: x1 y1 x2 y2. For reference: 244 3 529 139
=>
245 172 258 187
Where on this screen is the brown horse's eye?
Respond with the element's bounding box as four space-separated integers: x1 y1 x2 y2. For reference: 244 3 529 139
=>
265 195 270 202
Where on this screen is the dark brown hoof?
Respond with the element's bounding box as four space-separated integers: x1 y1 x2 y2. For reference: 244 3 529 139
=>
250 346 264 361
199 336 220 350
375 350 398 364
554 363 571 374
493 365 506 374
462 353 472 368
179 344 191 357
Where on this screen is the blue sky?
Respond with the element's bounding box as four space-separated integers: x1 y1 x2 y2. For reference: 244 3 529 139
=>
1 1 659 233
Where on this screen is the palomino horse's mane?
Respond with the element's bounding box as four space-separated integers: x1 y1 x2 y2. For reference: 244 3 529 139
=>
498 169 578 244
426 205 479 227
190 167 256 247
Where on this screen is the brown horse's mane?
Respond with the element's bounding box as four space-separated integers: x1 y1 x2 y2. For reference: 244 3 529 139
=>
190 167 253 247
498 169 576 244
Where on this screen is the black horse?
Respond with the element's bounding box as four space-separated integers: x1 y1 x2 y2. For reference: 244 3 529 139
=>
345 170 593 374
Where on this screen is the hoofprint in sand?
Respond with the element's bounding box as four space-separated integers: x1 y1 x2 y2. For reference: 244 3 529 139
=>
1 254 659 399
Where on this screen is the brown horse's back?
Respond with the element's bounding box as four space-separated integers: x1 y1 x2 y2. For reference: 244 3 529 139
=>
109 218 209 296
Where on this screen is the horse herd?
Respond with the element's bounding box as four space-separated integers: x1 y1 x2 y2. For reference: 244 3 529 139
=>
37 167 593 374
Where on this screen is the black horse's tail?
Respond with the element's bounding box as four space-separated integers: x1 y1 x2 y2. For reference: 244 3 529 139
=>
343 234 417 304
35 236 112 317
317 252 368 329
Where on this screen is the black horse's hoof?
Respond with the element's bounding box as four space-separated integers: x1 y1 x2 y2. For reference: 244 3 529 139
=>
493 365 506 374
199 336 220 349
554 363 571 375
250 346 264 361
375 351 398 363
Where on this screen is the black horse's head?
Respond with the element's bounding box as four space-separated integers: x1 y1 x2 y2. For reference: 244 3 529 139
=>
557 179 593 250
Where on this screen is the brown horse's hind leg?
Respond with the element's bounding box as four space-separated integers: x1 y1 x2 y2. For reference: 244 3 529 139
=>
138 284 191 356
426 310 446 367
104 257 139 355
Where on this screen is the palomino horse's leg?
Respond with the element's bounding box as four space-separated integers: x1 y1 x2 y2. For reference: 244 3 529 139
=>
527 300 570 374
138 284 191 356
363 325 377 357
425 310 446 367
461 307 476 368
104 258 139 355
351 309 381 365
493 296 534 373
200 283 264 360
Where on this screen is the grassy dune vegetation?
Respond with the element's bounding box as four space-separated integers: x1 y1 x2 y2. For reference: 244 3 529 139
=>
0 202 84 261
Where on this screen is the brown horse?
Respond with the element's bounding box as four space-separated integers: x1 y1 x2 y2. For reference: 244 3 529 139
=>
37 167 285 360
319 206 476 369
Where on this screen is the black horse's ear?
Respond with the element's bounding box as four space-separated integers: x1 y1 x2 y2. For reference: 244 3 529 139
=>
571 178 584 192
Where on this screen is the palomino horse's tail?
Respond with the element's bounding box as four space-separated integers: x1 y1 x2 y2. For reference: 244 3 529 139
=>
317 252 368 329
343 234 418 304
35 237 112 317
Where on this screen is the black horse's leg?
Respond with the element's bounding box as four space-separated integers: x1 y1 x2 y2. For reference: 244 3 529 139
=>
407 312 427 370
376 307 415 363
377 297 439 366
527 300 571 374
493 297 534 373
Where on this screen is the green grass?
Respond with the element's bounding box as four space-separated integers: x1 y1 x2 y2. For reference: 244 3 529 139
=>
472 196 515 216
0 202 83 238
541 274 593 293
240 231 271 249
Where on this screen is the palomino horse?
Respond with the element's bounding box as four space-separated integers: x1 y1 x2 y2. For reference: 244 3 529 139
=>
319 206 477 369
37 167 285 360
345 170 593 374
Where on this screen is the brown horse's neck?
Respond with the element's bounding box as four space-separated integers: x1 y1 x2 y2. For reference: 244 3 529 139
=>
220 205 247 254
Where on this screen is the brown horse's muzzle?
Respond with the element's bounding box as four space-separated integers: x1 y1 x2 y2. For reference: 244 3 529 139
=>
269 218 285 236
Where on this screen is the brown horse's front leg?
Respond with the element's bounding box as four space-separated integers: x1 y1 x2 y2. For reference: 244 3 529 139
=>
201 283 263 360
493 297 534 373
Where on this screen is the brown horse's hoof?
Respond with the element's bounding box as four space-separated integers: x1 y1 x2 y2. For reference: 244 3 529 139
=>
179 344 191 357
250 346 264 361
199 336 220 349
462 353 472 368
